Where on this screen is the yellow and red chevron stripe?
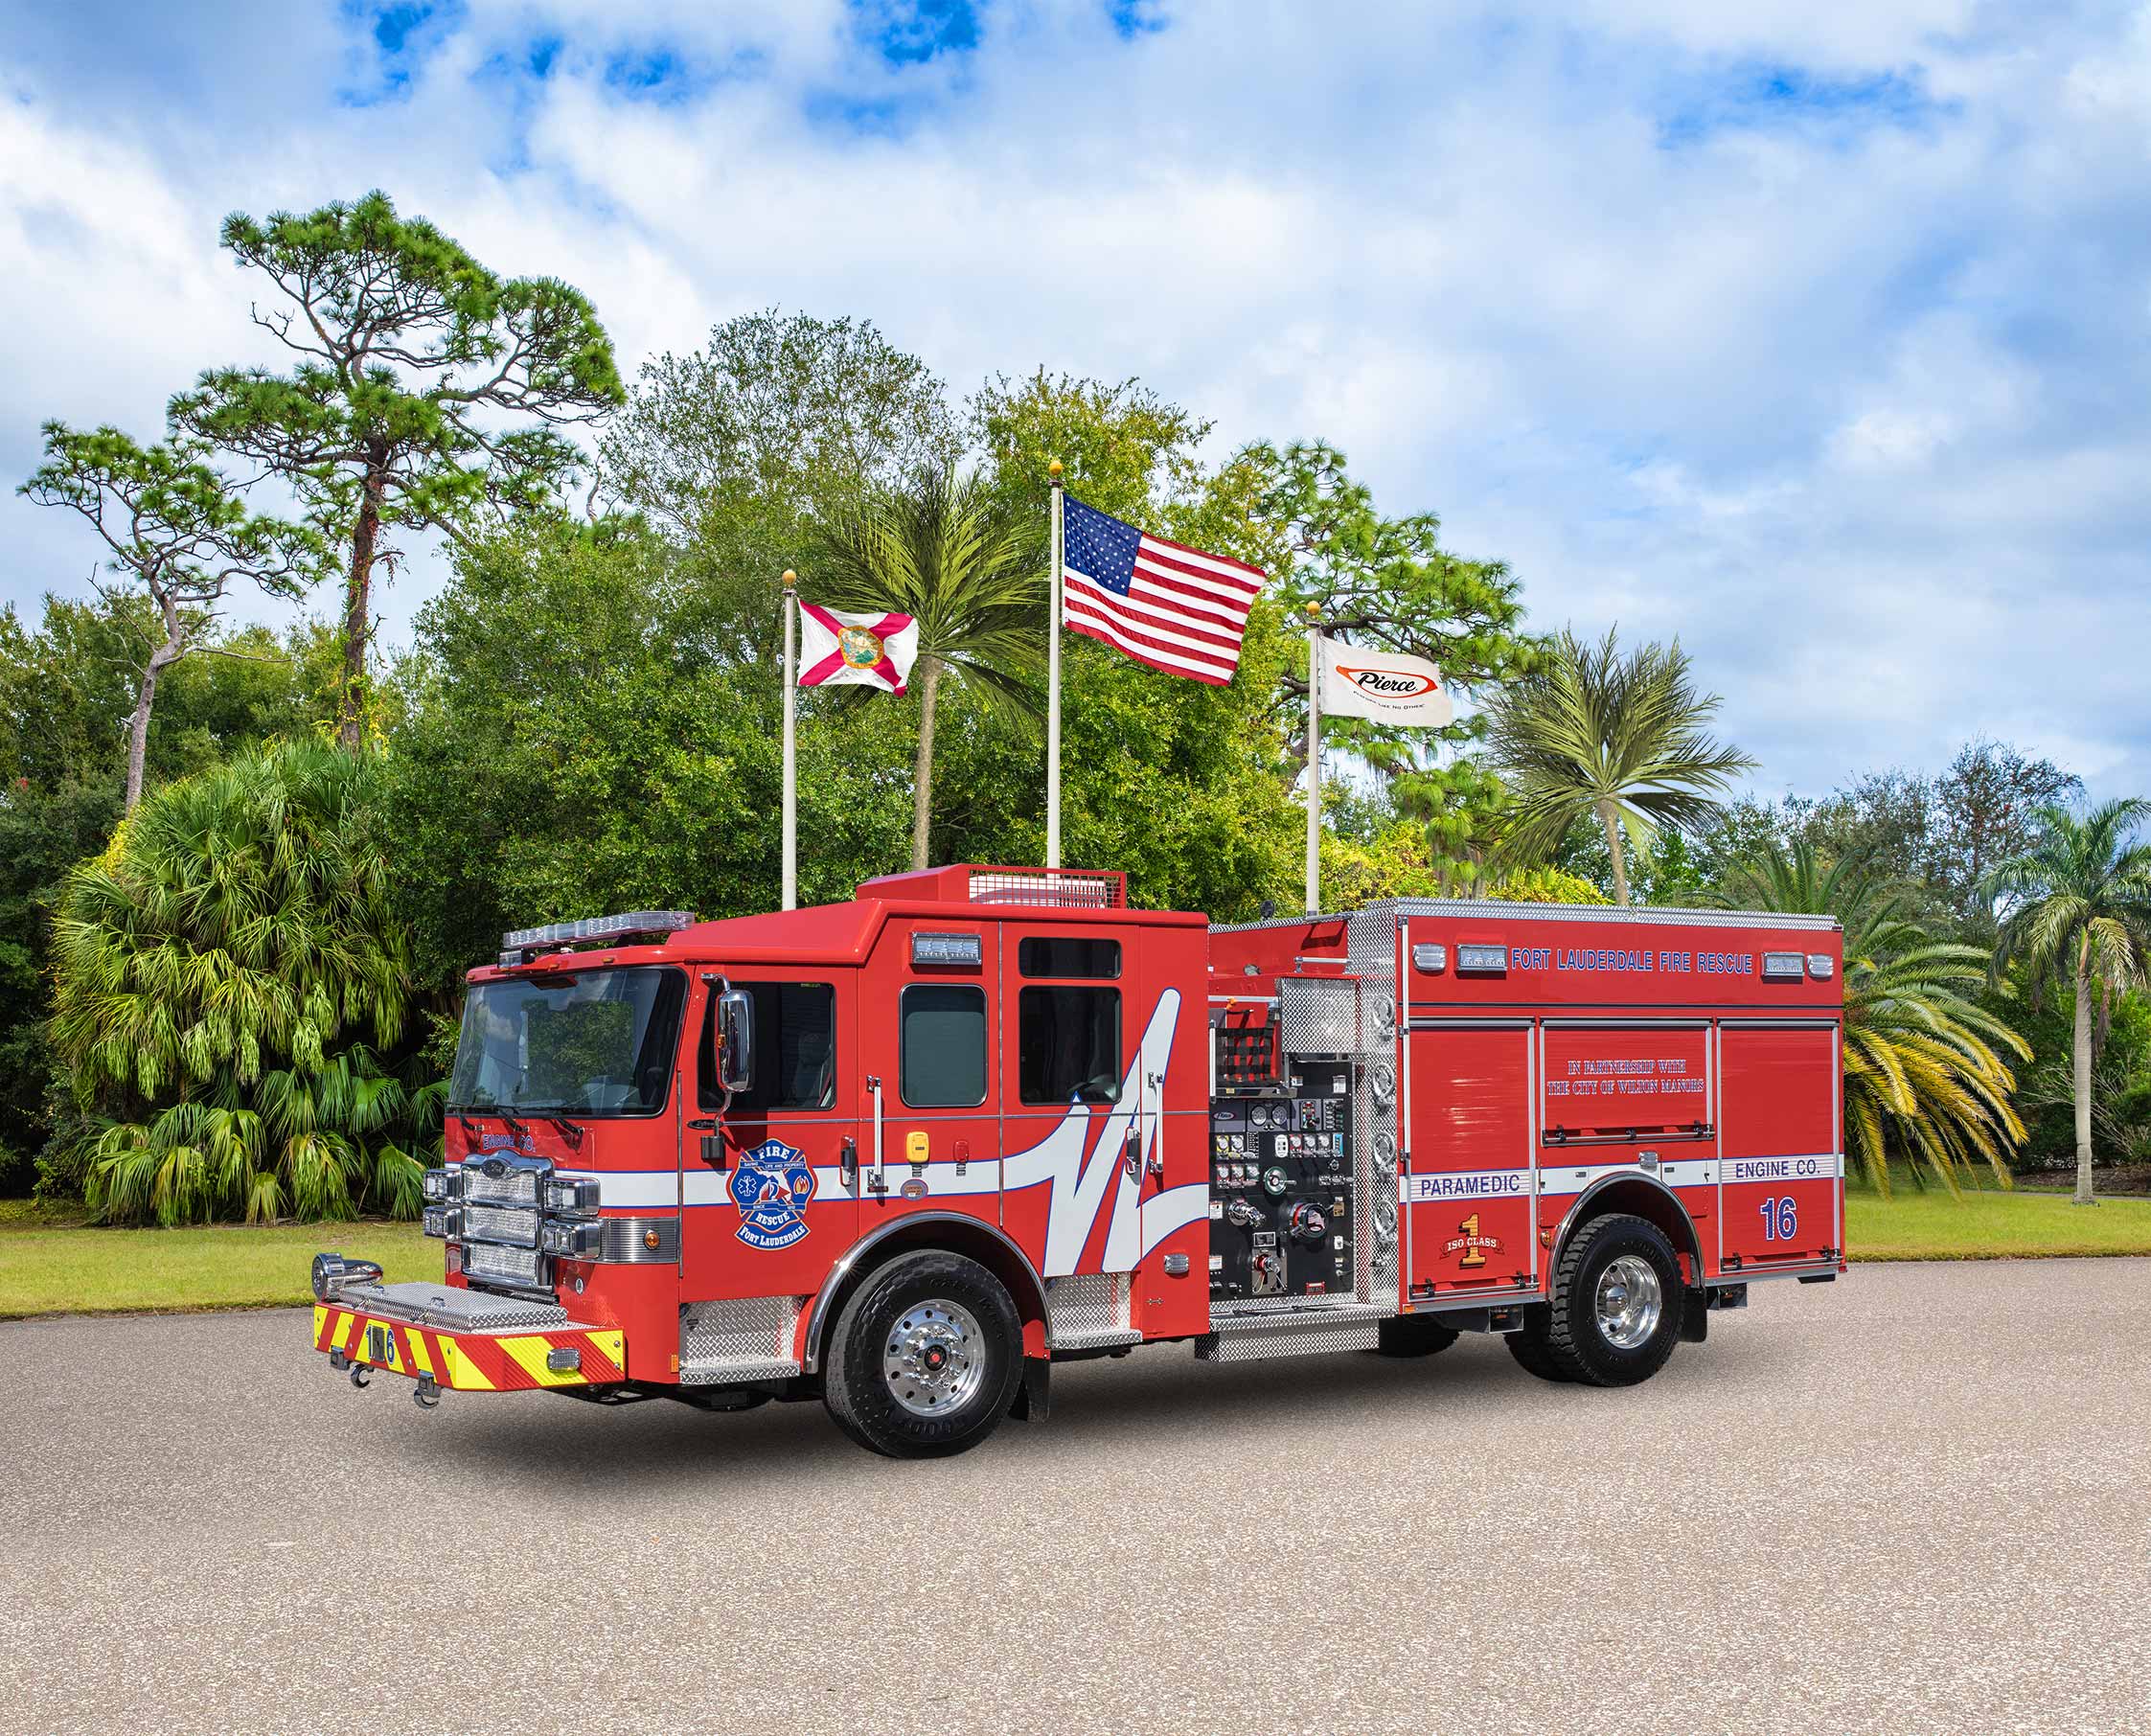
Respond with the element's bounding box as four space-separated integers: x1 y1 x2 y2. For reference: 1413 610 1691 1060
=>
313 1305 626 1390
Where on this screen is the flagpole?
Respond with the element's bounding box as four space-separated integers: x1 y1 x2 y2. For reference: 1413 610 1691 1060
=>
1046 458 1064 870
781 569 798 911
1305 602 1322 914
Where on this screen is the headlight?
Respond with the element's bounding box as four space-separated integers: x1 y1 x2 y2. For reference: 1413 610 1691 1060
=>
539 1218 603 1258
422 1166 465 1202
462 1242 549 1289
422 1205 463 1240
543 1176 600 1213
463 1204 540 1247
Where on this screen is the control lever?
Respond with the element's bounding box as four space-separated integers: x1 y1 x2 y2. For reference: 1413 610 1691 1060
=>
1225 1199 1265 1229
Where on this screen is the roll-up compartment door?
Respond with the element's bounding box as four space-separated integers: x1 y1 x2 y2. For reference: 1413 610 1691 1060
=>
1718 1024 1840 1269
1403 1025 1535 1297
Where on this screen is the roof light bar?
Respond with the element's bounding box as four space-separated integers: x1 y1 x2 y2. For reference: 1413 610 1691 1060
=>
502 911 695 951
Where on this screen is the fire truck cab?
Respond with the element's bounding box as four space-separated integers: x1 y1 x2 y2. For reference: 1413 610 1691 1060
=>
312 864 1845 1457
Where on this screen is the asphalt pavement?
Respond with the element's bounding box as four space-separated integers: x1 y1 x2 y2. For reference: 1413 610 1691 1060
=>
3 1260 2147 1735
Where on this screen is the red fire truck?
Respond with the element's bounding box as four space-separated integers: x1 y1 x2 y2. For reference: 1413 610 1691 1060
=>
311 864 1846 1457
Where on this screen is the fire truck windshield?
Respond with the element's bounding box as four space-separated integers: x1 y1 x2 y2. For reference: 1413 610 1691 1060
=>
448 967 688 1118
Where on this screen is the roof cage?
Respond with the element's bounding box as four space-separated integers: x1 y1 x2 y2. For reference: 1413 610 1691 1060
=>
965 866 1126 908
856 863 1130 909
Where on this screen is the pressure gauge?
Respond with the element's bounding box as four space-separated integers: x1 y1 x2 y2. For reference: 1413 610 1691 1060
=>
1261 1165 1289 1198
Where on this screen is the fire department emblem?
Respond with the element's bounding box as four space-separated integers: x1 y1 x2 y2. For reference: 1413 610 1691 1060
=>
729 1139 817 1250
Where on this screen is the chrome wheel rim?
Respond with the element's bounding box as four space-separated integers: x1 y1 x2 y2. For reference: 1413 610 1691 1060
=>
882 1298 986 1417
1594 1255 1662 1350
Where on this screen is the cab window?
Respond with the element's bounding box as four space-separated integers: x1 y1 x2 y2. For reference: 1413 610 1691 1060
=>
1019 985 1121 1105
1018 936 1120 979
900 984 988 1108
698 981 835 1113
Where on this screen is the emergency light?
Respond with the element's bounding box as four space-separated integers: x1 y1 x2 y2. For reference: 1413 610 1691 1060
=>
1455 944 1507 974
1761 951 1805 981
501 910 695 951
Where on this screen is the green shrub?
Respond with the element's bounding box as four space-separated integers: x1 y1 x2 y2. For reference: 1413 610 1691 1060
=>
48 741 438 1223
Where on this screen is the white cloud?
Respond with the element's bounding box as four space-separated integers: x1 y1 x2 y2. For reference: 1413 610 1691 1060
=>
0 0 2147 807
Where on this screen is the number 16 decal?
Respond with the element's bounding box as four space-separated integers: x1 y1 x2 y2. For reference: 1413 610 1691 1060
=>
1759 1197 1797 1242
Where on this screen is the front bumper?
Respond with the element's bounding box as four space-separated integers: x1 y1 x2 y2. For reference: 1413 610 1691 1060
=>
314 1279 625 1391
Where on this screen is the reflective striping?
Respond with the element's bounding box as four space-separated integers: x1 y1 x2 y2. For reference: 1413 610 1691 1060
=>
315 1306 625 1392
1536 1161 1719 1198
1723 1153 1842 1184
1401 1169 1531 1202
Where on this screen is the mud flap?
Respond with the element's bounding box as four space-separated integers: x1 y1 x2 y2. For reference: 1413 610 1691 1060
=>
1009 1356 1051 1423
1681 1288 1709 1344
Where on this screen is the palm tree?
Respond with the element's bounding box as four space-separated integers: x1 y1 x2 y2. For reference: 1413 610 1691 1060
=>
1984 800 2151 1205
1484 627 1754 904
812 467 1043 870
1717 839 2028 1195
49 740 437 1223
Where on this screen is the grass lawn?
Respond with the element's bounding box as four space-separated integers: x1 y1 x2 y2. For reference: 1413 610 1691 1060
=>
6 1175 2151 1318
1847 1183 2151 1261
0 1200 433 1318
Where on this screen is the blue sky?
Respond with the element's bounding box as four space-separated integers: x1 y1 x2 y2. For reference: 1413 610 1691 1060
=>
2 0 2147 802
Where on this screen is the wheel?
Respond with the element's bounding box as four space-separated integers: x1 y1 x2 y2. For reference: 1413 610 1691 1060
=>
822 1251 1023 1458
1541 1213 1684 1387
1372 1315 1460 1358
1504 1320 1575 1382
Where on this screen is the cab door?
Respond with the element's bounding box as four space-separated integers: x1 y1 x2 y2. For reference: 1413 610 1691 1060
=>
683 970 859 1301
854 917 1003 1237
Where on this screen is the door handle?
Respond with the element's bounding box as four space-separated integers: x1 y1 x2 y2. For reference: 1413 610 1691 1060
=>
840 1136 858 1192
866 1076 887 1195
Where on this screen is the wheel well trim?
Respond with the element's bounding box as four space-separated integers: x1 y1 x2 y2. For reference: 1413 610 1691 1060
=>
1550 1175 1704 1280
802 1212 1051 1374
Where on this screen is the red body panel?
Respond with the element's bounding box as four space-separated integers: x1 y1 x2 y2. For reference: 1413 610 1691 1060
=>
422 879 1842 1385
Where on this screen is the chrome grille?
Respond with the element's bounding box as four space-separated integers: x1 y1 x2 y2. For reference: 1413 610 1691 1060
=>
463 1204 539 1248
464 1155 546 1207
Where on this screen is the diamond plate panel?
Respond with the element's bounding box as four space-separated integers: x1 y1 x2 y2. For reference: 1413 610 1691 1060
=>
329 1281 569 1332
681 1294 801 1381
1277 976 1358 1056
1047 1272 1137 1349
1197 1317 1381 1361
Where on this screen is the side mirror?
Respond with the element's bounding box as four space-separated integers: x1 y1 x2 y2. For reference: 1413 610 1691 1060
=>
717 988 754 1096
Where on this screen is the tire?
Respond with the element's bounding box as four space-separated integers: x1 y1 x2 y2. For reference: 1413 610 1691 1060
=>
1541 1213 1684 1387
1372 1315 1461 1359
1504 1319 1575 1382
822 1251 1023 1459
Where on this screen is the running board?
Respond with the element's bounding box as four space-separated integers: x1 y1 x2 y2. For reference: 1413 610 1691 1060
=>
1197 1302 1386 1362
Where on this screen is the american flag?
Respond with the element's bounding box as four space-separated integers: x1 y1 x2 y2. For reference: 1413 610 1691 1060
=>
1061 493 1265 685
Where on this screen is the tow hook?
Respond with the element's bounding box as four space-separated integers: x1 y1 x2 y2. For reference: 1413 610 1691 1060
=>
413 1376 443 1411
348 1360 371 1389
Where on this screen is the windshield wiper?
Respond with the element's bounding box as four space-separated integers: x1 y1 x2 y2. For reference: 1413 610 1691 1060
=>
545 1114 585 1151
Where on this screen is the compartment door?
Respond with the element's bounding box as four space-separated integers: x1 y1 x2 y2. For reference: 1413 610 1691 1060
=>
1402 1023 1536 1298
1718 1022 1842 1271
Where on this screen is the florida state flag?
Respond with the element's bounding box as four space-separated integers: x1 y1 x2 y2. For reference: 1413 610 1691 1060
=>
797 605 920 695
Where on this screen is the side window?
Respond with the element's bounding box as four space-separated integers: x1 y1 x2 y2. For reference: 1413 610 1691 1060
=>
900 984 988 1108
1018 936 1121 979
698 981 836 1113
1019 986 1121 1105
